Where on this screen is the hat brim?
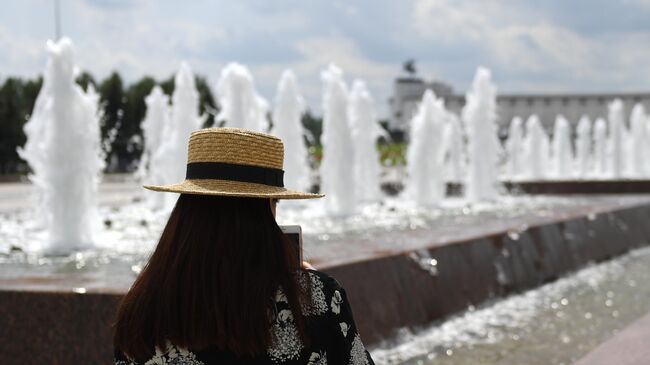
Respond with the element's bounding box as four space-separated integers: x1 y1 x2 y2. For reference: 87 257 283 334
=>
144 179 323 200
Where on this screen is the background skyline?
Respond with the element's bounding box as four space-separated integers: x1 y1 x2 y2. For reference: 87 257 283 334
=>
2 0 650 117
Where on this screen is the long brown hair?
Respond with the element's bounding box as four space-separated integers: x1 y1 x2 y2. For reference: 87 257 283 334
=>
113 194 307 361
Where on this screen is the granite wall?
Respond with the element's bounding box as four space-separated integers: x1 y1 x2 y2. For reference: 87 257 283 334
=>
1 203 650 364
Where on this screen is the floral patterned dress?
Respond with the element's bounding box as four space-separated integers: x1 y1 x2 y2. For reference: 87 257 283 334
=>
115 270 375 365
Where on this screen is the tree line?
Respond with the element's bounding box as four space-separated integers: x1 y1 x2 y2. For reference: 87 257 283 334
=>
0 72 324 175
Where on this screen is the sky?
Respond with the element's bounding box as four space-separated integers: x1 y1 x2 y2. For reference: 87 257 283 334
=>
1 0 650 117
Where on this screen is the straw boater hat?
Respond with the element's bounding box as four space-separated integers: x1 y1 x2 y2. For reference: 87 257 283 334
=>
144 128 323 199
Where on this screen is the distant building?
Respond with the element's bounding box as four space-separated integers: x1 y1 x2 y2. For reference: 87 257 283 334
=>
388 76 454 130
389 76 650 136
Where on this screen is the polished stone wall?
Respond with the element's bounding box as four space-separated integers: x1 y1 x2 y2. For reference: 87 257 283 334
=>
1 203 650 364
322 203 650 344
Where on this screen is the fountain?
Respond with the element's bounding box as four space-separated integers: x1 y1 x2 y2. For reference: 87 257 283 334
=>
270 70 311 191
442 113 465 183
138 86 171 209
505 116 524 179
551 115 573 178
404 90 446 206
575 115 592 178
629 103 647 178
522 115 550 180
154 62 205 208
17 38 104 254
593 118 609 178
608 99 626 179
462 67 500 202
348 80 384 203
647 115 650 175
216 62 269 131
319 64 356 215
5 52 650 364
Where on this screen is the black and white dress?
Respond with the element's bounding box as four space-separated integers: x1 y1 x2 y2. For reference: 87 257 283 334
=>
115 270 375 365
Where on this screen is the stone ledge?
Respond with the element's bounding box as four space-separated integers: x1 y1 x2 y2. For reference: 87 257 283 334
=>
1 201 650 364
504 180 650 195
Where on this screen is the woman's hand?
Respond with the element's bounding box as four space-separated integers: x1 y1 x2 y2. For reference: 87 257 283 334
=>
302 261 315 270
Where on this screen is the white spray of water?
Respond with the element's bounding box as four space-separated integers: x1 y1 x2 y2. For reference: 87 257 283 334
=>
551 115 573 178
523 115 550 180
155 62 205 207
271 70 311 191
608 99 626 178
17 38 104 254
216 62 269 131
593 118 608 178
646 116 650 176
629 103 647 178
348 79 384 202
462 67 500 201
575 115 592 179
442 113 465 183
320 64 356 215
139 86 170 175
405 90 446 206
138 85 171 209
505 116 524 179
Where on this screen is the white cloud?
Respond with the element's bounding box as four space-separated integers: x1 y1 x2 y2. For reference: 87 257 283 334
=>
623 0 650 8
413 0 595 75
249 35 395 115
600 32 650 86
35 0 227 80
0 26 45 78
293 36 394 80
2 0 648 118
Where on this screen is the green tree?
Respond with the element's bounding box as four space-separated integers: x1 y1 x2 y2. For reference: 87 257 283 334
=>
98 71 126 172
159 74 218 128
75 71 97 92
0 70 222 175
159 75 174 97
22 77 43 110
122 76 156 170
0 79 24 173
195 75 218 128
301 109 322 147
0 77 42 174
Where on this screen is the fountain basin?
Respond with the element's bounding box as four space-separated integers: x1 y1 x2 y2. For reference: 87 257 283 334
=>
379 180 650 197
504 180 650 195
1 195 650 363
321 196 650 345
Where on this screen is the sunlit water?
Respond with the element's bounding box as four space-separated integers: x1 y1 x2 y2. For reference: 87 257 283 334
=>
371 246 650 365
1 190 646 288
18 38 104 253
463 67 499 202
2 185 650 364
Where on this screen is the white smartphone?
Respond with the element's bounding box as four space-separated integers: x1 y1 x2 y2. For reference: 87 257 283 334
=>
280 225 303 266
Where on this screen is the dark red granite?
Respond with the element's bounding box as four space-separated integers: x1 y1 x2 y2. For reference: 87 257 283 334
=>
0 290 122 364
2 201 650 364
504 180 650 194
322 204 650 344
383 180 650 197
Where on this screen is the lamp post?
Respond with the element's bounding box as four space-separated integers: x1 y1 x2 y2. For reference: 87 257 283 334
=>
54 0 61 40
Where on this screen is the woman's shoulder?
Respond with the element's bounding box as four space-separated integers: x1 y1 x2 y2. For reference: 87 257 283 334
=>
292 269 345 318
300 269 342 291
114 342 204 365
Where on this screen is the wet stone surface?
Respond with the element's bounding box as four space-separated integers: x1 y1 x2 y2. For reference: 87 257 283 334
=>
2 182 650 364
370 246 650 365
2 187 648 292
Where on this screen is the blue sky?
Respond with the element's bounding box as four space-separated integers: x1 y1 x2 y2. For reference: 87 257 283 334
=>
1 0 650 117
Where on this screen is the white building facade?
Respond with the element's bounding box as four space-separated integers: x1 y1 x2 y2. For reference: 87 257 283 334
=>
389 76 650 136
